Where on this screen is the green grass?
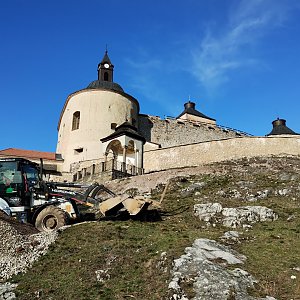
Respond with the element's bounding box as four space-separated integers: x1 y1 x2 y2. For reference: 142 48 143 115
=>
11 157 300 299
238 218 300 299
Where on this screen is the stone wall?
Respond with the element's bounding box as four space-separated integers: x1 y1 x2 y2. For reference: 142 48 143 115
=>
143 136 300 172
138 115 246 148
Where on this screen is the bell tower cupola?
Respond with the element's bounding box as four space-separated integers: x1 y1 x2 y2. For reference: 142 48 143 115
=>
98 50 114 82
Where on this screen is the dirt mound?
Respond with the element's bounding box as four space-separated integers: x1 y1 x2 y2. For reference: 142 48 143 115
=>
0 212 58 282
0 212 38 235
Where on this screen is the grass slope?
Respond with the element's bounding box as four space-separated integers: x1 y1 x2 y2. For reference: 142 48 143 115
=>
12 156 300 300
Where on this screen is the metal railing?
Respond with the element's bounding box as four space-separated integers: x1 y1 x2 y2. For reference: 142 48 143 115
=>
72 159 144 182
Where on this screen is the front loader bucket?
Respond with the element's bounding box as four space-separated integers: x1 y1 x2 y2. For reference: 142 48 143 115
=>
122 197 151 215
98 196 124 216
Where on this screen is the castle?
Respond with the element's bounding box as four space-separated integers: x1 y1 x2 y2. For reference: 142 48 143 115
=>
1 51 299 181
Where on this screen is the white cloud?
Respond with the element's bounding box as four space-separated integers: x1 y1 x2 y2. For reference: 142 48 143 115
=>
192 0 299 91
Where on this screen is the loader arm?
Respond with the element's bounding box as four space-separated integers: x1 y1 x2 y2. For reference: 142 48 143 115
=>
42 180 152 217
45 182 116 206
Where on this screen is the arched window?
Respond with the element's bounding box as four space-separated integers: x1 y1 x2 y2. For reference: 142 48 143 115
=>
72 111 80 130
104 72 108 81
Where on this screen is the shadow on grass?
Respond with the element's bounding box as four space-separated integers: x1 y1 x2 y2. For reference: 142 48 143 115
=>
96 209 163 222
160 206 190 217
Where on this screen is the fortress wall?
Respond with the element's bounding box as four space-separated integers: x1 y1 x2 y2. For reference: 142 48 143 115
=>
143 136 300 172
138 115 243 148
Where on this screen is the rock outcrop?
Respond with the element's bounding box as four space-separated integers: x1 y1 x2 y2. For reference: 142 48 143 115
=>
168 238 276 300
194 203 278 228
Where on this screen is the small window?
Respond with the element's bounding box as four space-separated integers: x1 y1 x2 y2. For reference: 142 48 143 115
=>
111 123 117 130
72 111 80 130
104 72 108 81
74 148 83 154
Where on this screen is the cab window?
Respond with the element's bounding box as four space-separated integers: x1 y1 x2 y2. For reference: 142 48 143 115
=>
0 161 18 186
22 165 39 187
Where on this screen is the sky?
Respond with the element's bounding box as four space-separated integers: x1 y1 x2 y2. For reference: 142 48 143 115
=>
1 0 300 152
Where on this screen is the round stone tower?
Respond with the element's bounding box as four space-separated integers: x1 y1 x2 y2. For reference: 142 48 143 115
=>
56 51 139 173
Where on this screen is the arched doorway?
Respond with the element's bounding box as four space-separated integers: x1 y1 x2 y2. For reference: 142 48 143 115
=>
100 122 146 177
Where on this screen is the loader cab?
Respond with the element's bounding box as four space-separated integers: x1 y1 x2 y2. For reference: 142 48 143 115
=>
0 158 41 207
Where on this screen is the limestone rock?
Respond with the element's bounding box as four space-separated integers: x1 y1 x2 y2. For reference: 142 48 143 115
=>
220 231 241 244
194 203 278 228
168 238 276 300
193 203 222 223
0 283 17 300
222 206 278 228
95 269 110 283
181 182 206 197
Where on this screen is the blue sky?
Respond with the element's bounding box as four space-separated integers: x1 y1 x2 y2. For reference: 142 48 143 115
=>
1 0 300 152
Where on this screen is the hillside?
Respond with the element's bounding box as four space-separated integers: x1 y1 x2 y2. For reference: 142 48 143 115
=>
1 155 300 299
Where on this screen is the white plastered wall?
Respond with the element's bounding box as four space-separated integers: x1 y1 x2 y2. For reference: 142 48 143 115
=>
101 136 144 169
57 90 138 172
143 136 300 172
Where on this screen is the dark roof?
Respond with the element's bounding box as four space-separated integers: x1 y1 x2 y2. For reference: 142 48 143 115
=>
101 122 146 143
176 101 216 121
267 119 299 136
101 50 112 65
86 80 124 92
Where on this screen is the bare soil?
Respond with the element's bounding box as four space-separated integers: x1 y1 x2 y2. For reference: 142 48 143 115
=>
0 212 38 235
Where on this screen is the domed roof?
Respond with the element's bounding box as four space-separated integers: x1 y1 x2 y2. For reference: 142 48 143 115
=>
266 118 299 136
86 80 124 92
101 121 146 143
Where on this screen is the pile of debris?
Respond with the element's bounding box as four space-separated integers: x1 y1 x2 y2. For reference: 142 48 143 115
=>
0 213 59 298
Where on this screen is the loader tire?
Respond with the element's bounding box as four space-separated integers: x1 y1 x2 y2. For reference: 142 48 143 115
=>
35 206 67 232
